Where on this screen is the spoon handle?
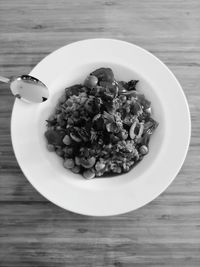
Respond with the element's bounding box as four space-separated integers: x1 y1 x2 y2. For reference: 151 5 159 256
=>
0 76 10 83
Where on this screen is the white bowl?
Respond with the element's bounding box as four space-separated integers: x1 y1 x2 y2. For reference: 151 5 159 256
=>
11 39 191 216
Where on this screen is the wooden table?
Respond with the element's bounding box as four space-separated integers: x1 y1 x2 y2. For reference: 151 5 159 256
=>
0 0 200 266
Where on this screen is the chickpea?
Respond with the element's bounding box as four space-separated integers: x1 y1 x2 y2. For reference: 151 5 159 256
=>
66 99 73 107
75 157 81 166
119 95 127 103
63 158 75 169
84 75 98 89
115 167 122 173
71 166 81 174
63 135 71 145
123 165 130 172
56 148 64 157
83 169 95 180
95 161 106 172
80 157 96 169
48 114 55 121
47 144 55 152
139 145 149 155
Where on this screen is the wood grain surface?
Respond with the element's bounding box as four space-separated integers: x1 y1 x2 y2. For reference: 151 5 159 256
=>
0 0 200 266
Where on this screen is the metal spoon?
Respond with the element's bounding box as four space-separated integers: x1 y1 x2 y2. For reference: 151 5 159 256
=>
0 75 49 103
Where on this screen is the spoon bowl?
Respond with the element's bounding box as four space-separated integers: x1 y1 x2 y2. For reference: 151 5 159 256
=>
0 74 49 103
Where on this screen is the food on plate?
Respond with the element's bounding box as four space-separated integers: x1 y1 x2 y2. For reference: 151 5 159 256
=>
45 68 158 179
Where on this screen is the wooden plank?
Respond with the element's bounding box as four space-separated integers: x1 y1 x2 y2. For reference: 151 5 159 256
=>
0 203 200 267
0 0 200 266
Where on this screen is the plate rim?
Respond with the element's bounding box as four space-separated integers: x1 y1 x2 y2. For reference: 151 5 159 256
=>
11 38 191 216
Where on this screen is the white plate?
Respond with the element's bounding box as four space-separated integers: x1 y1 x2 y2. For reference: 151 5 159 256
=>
11 39 191 216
